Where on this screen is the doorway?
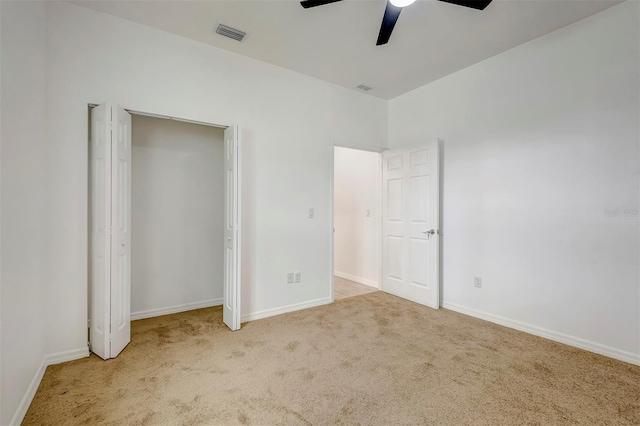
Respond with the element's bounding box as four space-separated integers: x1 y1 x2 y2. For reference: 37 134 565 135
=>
332 146 382 300
88 104 241 360
330 141 442 309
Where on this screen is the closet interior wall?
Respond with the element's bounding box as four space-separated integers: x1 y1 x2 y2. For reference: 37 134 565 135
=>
130 114 225 317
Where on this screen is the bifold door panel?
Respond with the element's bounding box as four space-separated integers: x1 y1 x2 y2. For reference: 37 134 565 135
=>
89 103 131 360
223 125 242 331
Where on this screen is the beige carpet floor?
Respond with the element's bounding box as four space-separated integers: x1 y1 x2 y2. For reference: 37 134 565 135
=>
24 292 639 425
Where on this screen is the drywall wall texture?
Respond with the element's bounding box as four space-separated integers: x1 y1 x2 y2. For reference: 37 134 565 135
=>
333 147 381 287
130 115 225 315
44 1 387 356
389 2 640 362
0 1 49 424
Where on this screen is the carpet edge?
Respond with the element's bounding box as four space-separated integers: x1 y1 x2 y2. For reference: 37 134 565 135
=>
442 301 640 366
242 297 332 323
11 347 89 426
131 298 223 321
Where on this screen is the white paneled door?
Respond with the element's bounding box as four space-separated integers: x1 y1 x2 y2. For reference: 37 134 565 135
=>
382 141 440 309
90 103 131 360
223 125 241 331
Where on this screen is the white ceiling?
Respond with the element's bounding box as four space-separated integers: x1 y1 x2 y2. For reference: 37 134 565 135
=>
70 0 621 99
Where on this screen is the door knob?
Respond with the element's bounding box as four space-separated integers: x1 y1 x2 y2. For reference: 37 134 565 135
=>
423 229 437 239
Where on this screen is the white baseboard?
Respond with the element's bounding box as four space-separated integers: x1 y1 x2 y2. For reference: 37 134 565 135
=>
131 298 223 321
11 347 89 426
44 347 90 366
10 359 47 426
442 301 640 366
241 297 332 323
334 271 378 288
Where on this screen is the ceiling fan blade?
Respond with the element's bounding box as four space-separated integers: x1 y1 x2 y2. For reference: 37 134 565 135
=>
376 1 402 46
438 0 493 11
300 0 343 9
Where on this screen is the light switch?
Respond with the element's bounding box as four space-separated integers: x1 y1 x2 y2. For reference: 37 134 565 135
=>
309 208 314 219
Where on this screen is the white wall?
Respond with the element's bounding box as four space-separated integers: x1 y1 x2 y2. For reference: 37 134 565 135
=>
333 147 380 287
130 115 224 316
0 1 49 424
44 1 387 355
389 2 640 363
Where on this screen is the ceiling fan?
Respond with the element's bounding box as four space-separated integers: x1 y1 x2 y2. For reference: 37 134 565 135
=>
300 0 493 46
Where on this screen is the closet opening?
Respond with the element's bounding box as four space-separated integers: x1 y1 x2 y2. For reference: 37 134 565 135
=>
129 114 225 320
87 104 241 360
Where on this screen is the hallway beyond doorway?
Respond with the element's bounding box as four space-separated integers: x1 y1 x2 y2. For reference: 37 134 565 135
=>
334 276 377 300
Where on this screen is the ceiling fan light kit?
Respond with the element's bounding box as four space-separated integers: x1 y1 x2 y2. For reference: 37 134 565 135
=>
390 0 417 8
300 0 493 46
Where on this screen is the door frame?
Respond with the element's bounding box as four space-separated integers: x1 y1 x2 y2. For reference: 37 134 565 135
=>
329 142 385 303
86 103 241 345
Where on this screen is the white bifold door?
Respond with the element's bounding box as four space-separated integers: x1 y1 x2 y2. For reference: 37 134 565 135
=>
382 141 440 309
90 103 132 360
223 125 242 331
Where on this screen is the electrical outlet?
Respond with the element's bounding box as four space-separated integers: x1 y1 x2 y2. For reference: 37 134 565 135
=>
366 209 371 218
474 276 482 288
294 272 301 283
308 208 315 219
287 272 294 284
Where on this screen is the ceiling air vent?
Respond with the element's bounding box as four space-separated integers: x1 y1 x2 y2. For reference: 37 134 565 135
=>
356 84 373 92
215 24 246 42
